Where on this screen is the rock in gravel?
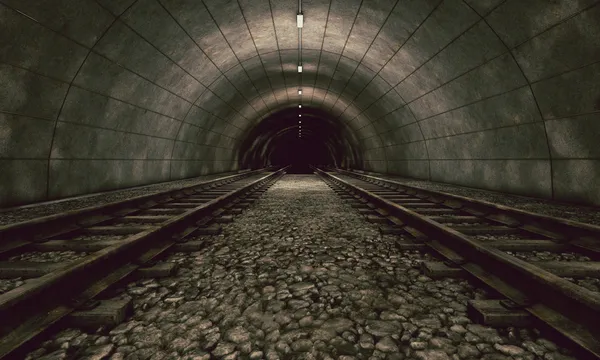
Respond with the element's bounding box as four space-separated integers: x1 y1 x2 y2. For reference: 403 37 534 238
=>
414 350 452 360
322 318 354 333
359 333 375 349
226 326 251 343
522 340 546 356
410 341 427 350
458 344 480 358
212 342 236 356
288 282 315 292
81 344 114 359
494 343 525 356
375 336 398 352
466 324 502 343
365 320 401 337
291 339 313 352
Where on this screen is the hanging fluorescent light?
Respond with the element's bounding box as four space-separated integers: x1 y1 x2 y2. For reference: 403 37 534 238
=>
297 14 303 28
299 114 302 117
299 105 302 108
298 89 302 95
298 65 303 73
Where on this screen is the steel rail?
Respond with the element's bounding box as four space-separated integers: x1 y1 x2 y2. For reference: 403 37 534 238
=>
333 168 600 244
315 167 600 358
0 168 275 254
0 166 288 358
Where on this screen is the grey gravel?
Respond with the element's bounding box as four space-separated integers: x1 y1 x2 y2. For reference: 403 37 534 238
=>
25 175 578 360
0 171 244 226
9 251 88 263
0 278 25 295
509 251 591 262
70 235 127 242
474 234 534 241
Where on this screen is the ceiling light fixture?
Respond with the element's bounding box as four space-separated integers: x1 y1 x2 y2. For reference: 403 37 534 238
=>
297 14 303 28
298 65 302 73
299 105 302 108
298 89 302 95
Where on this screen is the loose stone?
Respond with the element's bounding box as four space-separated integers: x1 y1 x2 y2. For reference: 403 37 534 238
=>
375 336 399 352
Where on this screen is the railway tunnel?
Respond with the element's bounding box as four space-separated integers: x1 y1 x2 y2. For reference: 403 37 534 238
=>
1 0 599 207
1 1 600 360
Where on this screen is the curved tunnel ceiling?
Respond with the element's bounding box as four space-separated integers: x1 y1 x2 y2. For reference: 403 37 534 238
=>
1 0 599 206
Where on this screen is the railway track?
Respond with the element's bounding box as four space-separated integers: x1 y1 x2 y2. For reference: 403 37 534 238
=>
314 167 600 359
0 166 289 359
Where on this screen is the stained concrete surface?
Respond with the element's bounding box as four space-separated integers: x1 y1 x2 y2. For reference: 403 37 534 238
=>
0 0 599 206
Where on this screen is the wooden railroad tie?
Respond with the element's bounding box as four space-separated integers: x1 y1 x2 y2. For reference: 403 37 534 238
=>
358 208 376 215
140 208 184 215
449 225 520 236
428 215 481 224
175 198 211 203
396 202 438 208
366 215 389 224
415 208 457 215
67 297 133 330
215 215 234 223
119 216 171 224
379 226 404 235
84 226 151 235
394 240 427 251
172 240 207 252
467 299 532 327
0 261 66 279
30 239 121 252
159 203 198 208
195 223 222 235
421 261 466 279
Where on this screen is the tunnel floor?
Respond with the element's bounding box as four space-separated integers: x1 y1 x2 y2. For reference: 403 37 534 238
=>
24 175 576 360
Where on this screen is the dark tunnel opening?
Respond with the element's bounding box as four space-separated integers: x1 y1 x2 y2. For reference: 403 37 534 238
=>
267 134 334 173
237 107 361 173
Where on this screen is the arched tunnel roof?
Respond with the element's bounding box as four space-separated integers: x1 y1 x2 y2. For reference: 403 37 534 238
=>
1 0 599 206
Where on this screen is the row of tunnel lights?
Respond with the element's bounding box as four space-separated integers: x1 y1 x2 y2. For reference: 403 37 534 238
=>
298 1 303 138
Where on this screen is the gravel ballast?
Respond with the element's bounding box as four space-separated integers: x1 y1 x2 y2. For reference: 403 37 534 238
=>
24 175 577 360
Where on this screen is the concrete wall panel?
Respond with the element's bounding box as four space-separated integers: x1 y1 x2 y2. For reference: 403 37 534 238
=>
48 159 171 199
430 159 553 198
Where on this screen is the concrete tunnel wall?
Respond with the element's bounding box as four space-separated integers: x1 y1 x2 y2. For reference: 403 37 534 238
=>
1 0 599 208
